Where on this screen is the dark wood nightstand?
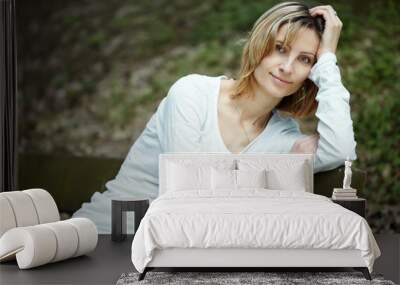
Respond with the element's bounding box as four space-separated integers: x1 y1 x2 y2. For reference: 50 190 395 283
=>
111 198 149 242
331 198 366 218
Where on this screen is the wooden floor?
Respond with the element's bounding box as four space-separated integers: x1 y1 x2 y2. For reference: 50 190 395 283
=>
373 234 400 284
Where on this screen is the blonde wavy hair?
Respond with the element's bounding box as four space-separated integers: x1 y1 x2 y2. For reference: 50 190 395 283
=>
231 1 325 118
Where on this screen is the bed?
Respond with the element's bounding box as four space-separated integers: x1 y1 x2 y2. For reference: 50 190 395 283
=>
130 153 381 281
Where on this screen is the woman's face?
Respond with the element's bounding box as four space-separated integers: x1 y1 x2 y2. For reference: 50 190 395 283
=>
253 23 320 98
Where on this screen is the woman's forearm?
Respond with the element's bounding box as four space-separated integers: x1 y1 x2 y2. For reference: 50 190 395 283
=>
309 52 357 173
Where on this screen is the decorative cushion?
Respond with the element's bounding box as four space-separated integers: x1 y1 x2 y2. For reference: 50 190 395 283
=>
211 168 236 190
238 159 308 191
266 168 307 191
211 168 268 190
167 162 211 191
236 169 268 188
160 156 237 195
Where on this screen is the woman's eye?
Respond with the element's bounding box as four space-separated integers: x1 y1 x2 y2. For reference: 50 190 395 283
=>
300 56 311 64
276 45 286 53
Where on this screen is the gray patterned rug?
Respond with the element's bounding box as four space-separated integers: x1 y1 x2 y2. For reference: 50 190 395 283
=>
116 271 396 285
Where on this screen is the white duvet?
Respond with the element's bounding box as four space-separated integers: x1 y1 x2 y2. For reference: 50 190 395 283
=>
131 189 381 273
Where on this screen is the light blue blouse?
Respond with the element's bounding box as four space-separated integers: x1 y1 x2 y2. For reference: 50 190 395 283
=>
72 52 357 233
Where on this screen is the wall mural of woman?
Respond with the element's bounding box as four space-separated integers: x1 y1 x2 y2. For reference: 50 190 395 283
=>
72 1 358 234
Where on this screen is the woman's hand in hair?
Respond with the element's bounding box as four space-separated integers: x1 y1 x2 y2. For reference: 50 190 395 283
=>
309 5 343 59
289 134 319 154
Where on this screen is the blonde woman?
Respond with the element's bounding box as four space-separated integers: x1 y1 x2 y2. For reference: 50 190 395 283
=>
73 1 357 233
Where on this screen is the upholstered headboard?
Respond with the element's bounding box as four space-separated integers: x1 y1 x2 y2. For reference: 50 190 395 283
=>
159 152 314 195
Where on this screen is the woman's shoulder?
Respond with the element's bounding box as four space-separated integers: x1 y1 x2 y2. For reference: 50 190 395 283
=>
163 74 213 111
174 73 204 83
167 73 223 101
171 73 222 89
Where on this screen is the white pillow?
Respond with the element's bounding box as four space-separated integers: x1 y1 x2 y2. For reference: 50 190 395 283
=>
211 168 268 190
211 168 236 190
236 169 268 188
266 167 306 191
238 159 308 191
167 162 211 191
